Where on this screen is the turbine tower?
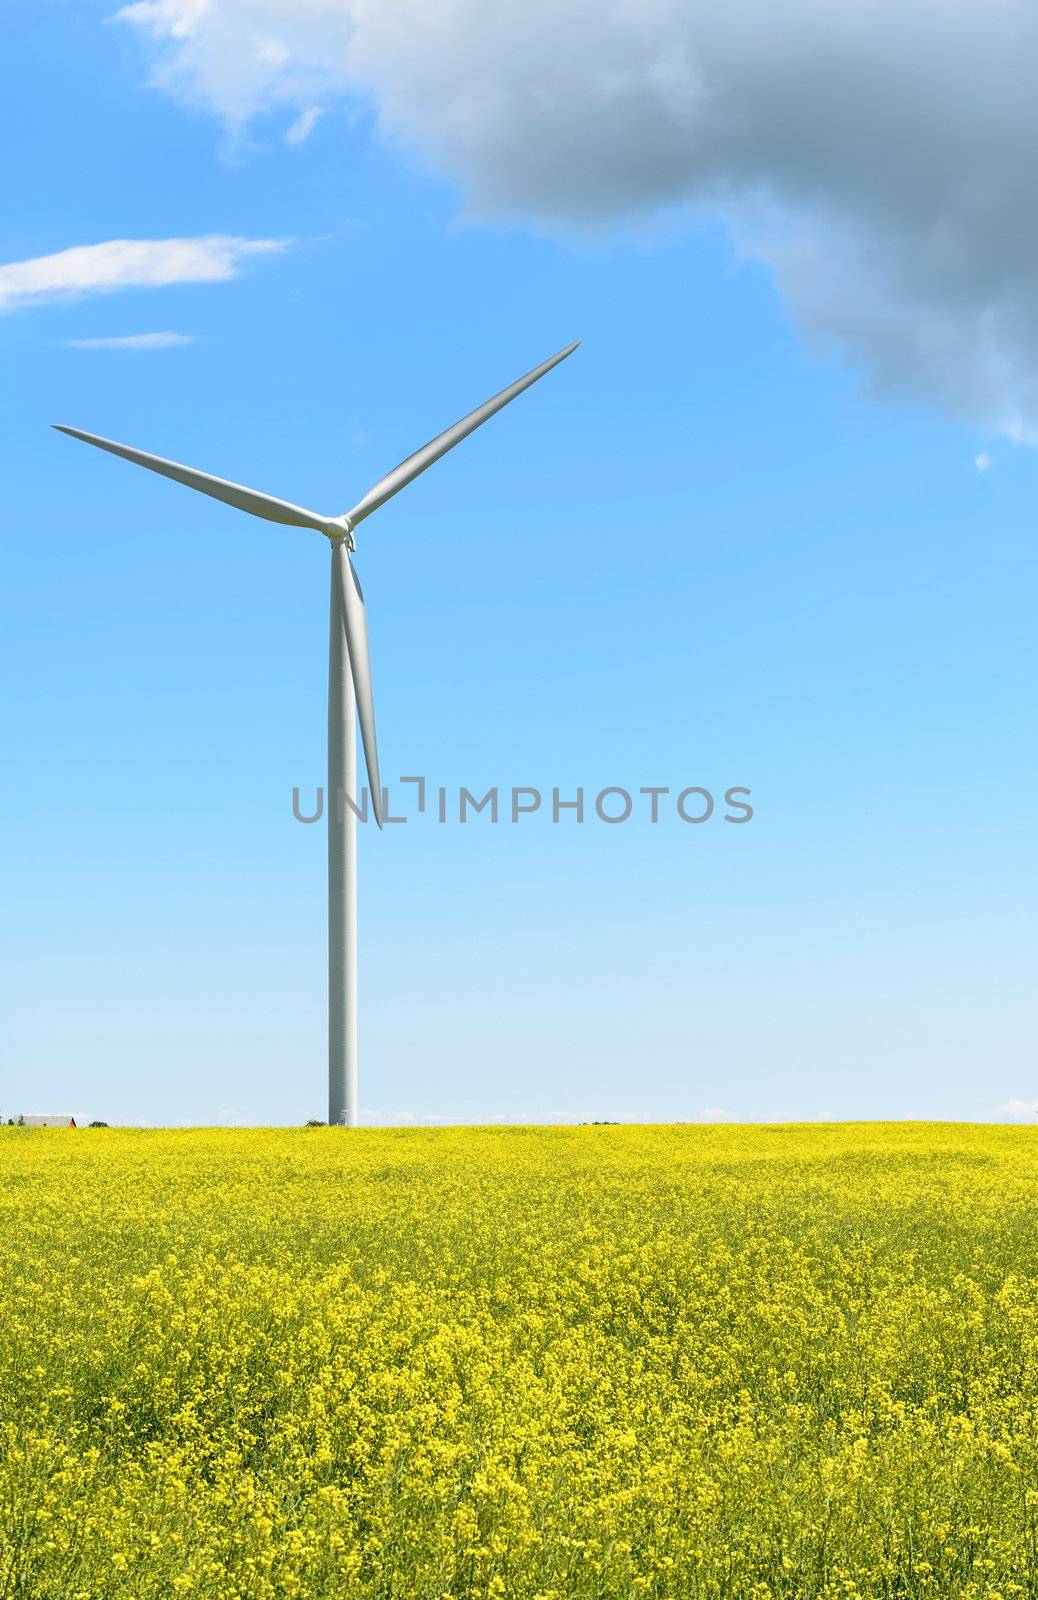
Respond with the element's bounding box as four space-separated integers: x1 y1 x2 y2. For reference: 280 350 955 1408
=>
54 341 578 1126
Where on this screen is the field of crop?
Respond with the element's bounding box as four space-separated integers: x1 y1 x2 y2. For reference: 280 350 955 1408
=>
1 1124 1038 1599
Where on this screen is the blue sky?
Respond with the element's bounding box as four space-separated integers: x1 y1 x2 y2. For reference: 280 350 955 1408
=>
3 0 1037 1126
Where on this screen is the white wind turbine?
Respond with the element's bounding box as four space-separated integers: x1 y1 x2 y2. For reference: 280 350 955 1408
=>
54 341 579 1126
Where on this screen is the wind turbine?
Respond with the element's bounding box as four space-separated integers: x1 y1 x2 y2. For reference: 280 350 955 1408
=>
54 340 579 1127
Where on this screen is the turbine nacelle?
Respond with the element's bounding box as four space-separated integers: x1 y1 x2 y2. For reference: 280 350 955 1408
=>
321 515 356 550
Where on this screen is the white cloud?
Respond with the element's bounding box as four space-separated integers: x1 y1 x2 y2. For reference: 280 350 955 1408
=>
697 1107 732 1123
286 105 322 144
0 235 286 313
65 331 197 350
974 451 993 473
116 0 1038 442
997 1098 1038 1120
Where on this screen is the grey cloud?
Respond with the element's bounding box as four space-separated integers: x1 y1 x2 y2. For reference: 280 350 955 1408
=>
118 0 1038 438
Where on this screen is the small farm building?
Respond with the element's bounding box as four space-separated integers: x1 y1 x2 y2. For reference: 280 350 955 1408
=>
22 1115 77 1128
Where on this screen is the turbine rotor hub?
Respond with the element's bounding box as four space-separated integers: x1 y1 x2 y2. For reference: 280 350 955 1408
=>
323 515 356 551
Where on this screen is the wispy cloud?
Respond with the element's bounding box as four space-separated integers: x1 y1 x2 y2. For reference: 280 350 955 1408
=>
65 331 196 351
997 1098 1038 1120
286 106 322 145
975 451 994 473
0 235 287 313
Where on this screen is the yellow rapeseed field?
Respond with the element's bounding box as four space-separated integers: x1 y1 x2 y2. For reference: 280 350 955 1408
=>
1 1124 1037 1599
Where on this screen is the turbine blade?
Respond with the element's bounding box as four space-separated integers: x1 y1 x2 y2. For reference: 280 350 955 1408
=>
334 542 383 830
52 425 326 533
345 339 580 528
